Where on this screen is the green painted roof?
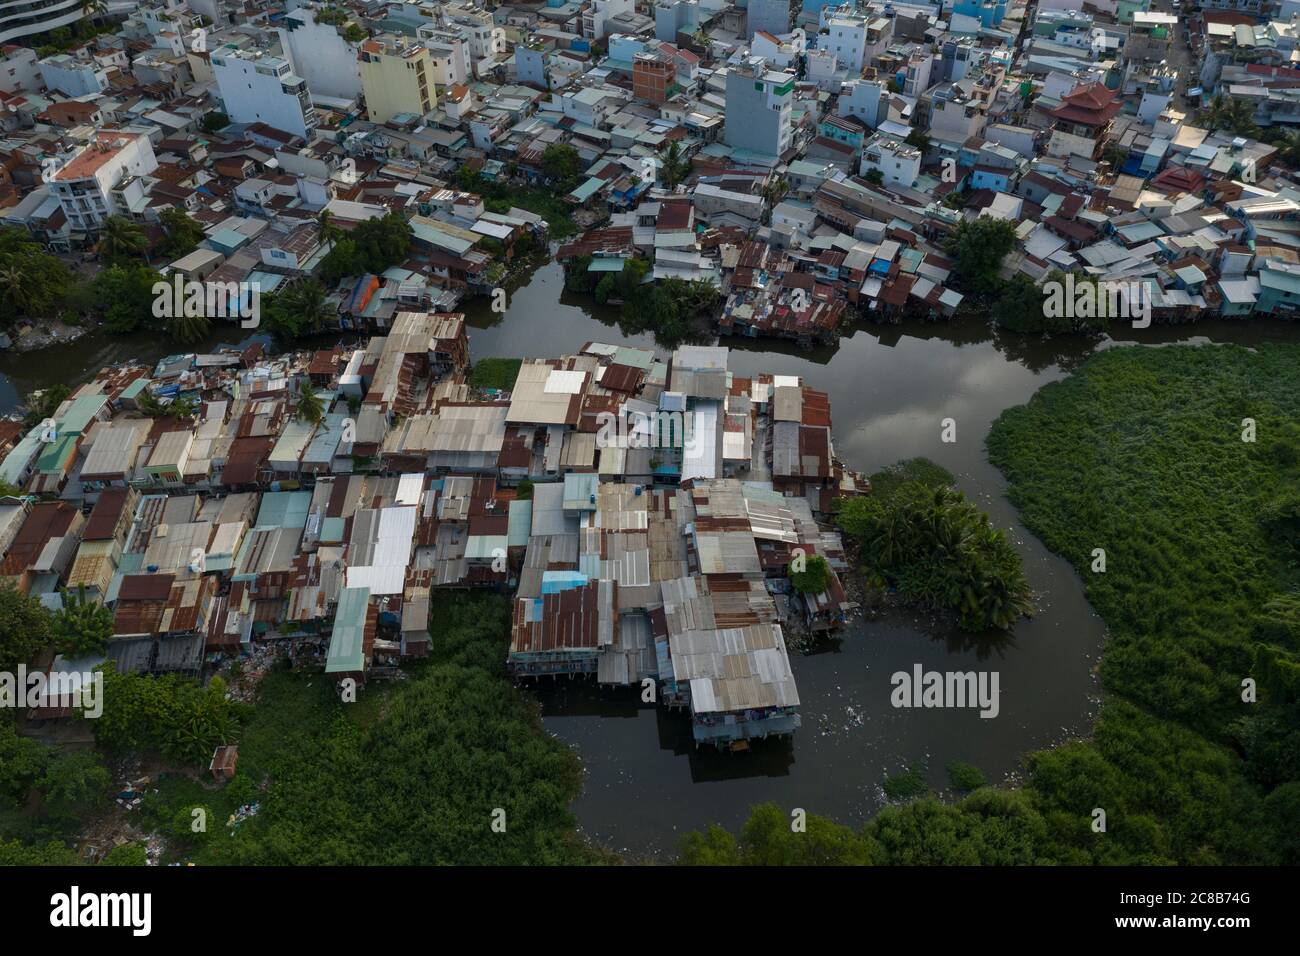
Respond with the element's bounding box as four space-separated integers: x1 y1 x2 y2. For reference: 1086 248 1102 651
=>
255 490 312 529
58 394 109 436
508 499 533 548
36 433 78 474
326 586 370 674
120 379 150 400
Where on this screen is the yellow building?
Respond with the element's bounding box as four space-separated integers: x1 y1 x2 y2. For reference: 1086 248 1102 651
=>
358 37 435 124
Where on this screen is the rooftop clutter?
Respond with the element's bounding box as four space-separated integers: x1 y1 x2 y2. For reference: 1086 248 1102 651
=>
0 315 865 748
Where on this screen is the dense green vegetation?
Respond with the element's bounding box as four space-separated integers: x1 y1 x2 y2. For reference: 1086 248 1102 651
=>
86 263 164 334
469 357 523 392
318 213 414 284
0 584 53 670
992 270 1112 335
882 766 929 801
95 668 244 766
157 208 207 260
145 595 595 865
567 258 718 348
946 761 987 792
945 217 1016 296
3 594 595 866
789 555 832 595
945 222 1119 337
682 344 1300 864
263 279 330 341
0 229 72 328
837 459 1034 632
51 589 114 657
457 166 579 239
0 715 111 853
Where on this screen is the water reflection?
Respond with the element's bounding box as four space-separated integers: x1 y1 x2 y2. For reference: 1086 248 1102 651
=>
4 259 1293 858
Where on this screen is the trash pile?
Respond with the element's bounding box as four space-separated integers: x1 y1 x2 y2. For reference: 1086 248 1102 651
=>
223 643 283 703
227 802 261 832
115 775 155 811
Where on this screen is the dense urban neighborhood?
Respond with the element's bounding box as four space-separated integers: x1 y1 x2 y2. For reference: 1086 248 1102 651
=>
0 0 1296 880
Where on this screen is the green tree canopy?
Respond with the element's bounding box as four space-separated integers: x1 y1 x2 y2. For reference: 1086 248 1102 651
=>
52 588 114 657
945 216 1017 296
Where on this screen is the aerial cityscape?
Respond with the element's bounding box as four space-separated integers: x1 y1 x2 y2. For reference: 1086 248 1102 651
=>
0 0 1294 902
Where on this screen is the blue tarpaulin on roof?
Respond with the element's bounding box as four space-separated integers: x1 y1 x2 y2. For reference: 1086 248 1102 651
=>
540 571 588 594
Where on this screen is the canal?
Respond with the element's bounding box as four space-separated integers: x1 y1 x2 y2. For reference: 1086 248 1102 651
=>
4 259 1293 860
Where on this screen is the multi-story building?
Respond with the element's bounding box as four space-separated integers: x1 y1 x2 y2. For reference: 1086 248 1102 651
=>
582 0 635 40
437 3 507 78
838 77 886 128
821 6 869 76
655 0 698 43
748 0 791 38
632 50 676 104
515 37 551 89
50 130 158 233
861 133 921 187
359 36 436 124
277 5 364 101
0 0 91 46
38 53 111 96
724 56 794 158
0 45 42 93
1046 81 1121 160
211 45 319 140
420 31 471 87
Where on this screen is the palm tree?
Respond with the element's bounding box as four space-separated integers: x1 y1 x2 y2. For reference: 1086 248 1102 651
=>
296 382 325 426
1273 129 1300 168
165 309 211 346
316 209 343 246
760 177 790 206
1195 93 1257 137
281 279 329 336
80 0 106 19
0 265 36 313
98 216 147 264
660 140 690 189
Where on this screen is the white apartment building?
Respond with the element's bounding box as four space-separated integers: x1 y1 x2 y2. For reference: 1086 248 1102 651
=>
438 3 507 76
50 130 158 232
277 5 364 101
419 30 471 87
0 46 41 93
751 29 806 70
0 0 91 46
582 0 635 40
860 133 921 187
211 45 319 140
821 7 869 76
839 78 885 128
724 56 794 158
39 53 111 97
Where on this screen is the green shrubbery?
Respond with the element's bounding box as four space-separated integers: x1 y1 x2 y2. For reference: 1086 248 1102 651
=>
469 357 523 392
94 667 244 766
173 595 595 865
837 461 1033 632
682 344 1300 864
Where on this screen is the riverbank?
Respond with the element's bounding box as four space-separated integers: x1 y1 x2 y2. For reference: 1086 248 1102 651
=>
680 341 1300 864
